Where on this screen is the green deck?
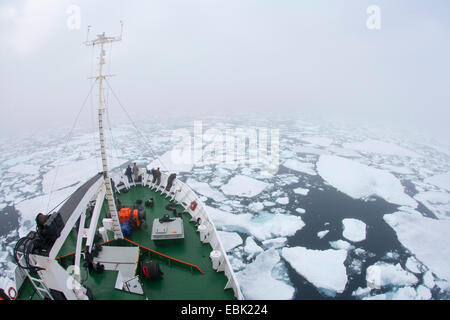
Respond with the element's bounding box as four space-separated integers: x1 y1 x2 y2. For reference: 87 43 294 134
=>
17 185 235 300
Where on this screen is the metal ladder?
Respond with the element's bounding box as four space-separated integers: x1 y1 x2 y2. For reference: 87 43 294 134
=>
104 177 124 239
17 253 53 300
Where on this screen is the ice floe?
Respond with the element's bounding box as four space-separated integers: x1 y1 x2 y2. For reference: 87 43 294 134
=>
343 139 419 157
243 237 264 259
415 285 432 300
424 172 450 191
366 262 418 289
147 150 193 173
221 175 270 198
261 237 287 250
293 146 329 156
217 231 243 252
317 230 329 239
342 218 366 242
186 178 225 202
414 191 450 220
248 202 264 212
383 210 450 282
236 249 295 300
262 201 276 207
295 208 306 214
281 247 348 295
293 187 309 196
405 257 422 274
317 155 417 207
302 137 333 147
329 240 354 251
423 271 435 289
42 158 101 194
207 206 305 241
7 164 40 175
282 159 317 176
276 197 289 205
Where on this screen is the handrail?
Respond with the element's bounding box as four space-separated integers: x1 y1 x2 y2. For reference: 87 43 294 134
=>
168 175 243 300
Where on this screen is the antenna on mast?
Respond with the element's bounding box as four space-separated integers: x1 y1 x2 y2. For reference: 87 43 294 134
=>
119 20 124 39
86 25 91 43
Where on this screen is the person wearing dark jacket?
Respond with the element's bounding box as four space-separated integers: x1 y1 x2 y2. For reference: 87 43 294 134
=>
151 168 157 184
125 165 133 182
166 173 176 191
156 168 161 185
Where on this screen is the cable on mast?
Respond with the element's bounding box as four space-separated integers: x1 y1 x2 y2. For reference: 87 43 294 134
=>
104 78 168 172
46 79 98 213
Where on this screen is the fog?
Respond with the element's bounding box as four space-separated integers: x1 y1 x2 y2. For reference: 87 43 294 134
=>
1 0 449 142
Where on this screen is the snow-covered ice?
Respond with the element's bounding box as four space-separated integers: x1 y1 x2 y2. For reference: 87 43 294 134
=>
282 159 317 176
414 191 450 220
217 231 243 252
293 187 309 196
383 210 450 282
424 172 450 191
342 218 366 242
243 237 263 259
237 249 295 300
186 178 226 202
248 202 264 212
405 257 422 274
275 197 289 205
343 139 419 157
207 206 305 241
42 158 102 194
423 271 435 289
221 175 270 198
7 164 40 175
302 137 333 147
329 240 354 251
366 262 418 288
282 247 348 295
317 230 329 239
317 155 417 207
261 237 287 250
147 150 193 173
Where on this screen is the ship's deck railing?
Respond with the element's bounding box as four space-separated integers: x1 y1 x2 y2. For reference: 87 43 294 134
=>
114 170 243 300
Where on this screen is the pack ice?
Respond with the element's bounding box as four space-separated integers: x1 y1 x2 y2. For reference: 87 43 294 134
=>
317 155 417 207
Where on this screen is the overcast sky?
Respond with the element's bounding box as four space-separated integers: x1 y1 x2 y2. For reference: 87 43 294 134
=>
0 0 449 142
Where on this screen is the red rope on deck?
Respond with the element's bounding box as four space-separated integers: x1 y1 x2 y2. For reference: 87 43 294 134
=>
55 238 205 275
123 238 205 274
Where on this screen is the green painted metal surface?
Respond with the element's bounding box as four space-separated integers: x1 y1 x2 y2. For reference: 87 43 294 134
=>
17 185 236 300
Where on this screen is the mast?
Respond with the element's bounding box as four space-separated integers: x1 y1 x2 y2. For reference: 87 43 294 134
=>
85 24 124 240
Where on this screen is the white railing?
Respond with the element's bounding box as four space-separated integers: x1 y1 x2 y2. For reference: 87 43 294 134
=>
115 170 243 300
